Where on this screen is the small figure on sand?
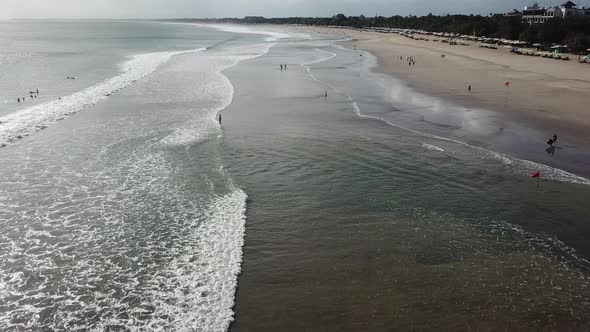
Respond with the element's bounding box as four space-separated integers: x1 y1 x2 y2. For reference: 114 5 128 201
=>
468 85 472 92
218 113 222 125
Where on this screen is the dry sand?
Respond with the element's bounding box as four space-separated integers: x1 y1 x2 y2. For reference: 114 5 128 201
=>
290 26 590 144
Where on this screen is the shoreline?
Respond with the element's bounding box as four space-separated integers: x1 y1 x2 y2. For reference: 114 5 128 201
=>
288 26 590 148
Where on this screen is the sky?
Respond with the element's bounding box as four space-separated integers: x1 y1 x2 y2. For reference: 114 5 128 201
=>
2 0 590 20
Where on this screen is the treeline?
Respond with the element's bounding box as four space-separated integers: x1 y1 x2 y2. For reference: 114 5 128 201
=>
170 14 590 53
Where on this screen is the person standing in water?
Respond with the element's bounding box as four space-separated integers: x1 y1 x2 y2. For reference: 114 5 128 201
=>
468 85 472 92
218 113 222 125
553 134 557 145
17 98 20 103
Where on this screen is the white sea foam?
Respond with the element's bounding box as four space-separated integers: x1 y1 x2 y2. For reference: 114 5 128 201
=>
302 48 337 66
422 143 445 152
146 188 247 332
0 48 205 147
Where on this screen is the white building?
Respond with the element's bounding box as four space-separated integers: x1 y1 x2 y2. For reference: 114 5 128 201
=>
522 1 590 24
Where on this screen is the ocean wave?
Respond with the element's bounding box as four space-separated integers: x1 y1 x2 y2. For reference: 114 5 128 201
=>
0 48 205 147
197 24 290 42
0 147 248 331
145 188 247 332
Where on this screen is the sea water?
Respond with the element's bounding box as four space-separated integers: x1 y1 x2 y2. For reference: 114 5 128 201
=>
0 21 281 331
2 20 590 331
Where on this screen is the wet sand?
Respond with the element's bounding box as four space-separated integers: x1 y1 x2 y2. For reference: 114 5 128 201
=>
290 26 590 146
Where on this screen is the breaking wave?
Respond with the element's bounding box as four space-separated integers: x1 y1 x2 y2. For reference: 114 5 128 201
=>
0 48 205 147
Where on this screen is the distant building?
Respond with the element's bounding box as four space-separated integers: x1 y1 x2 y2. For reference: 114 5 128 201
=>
504 9 522 17
522 1 590 24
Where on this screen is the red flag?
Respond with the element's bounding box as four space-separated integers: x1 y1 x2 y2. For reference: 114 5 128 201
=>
531 172 540 178
505 81 510 87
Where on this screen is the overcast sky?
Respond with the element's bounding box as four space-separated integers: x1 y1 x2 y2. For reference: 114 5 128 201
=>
3 0 589 20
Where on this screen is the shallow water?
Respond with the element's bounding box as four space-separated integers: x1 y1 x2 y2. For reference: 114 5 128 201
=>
222 33 590 331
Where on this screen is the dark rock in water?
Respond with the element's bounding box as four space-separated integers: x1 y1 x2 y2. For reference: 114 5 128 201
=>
106 93 112 96
16 135 23 139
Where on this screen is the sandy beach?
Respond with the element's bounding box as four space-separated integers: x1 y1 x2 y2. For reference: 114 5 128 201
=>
291 26 590 144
